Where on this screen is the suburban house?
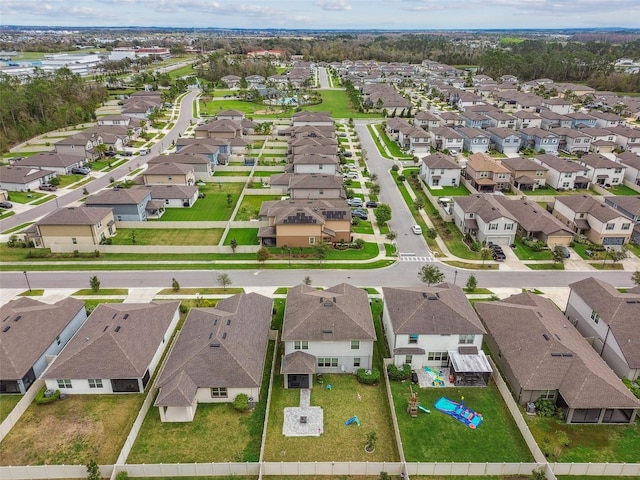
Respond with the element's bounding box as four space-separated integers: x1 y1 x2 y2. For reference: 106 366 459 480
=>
483 110 516 130
486 127 522 154
603 195 640 244
194 119 244 139
0 297 86 394
154 293 273 422
513 111 542 130
420 152 461 188
54 133 102 159
382 284 492 386
290 153 340 175
582 127 618 154
398 125 431 153
148 153 213 178
577 153 625 187
565 112 597 129
550 127 592 153
463 154 512 192
566 277 640 381
430 127 464 152
553 194 632 246
533 154 591 191
501 156 548 191
589 111 626 129
288 174 345 200
476 293 639 424
28 207 116 249
16 152 86 175
258 199 351 247
458 127 490 154
414 111 442 131
132 185 199 209
453 194 517 246
615 151 640 186
281 283 375 388
0 165 56 192
43 302 180 395
519 127 560 153
494 196 574 247
85 188 153 222
216 109 245 122
143 163 196 186
607 125 640 153
540 98 574 115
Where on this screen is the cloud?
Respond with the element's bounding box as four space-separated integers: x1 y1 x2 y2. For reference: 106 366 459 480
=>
314 0 352 11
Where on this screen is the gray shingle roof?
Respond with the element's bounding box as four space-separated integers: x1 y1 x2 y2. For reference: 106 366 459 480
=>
382 283 485 336
422 152 460 170
0 166 55 184
155 293 272 407
282 284 376 342
555 194 623 223
37 207 113 226
44 302 179 380
18 152 85 169
454 194 516 223
0 297 85 380
476 293 639 409
494 197 572 237
85 188 151 206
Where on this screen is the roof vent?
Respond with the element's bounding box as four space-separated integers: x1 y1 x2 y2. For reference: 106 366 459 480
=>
103 326 109 332
123 314 129 319
208 332 213 339
551 353 562 357
427 295 438 300
115 326 121 332
322 329 333 334
112 313 118 319
2 326 10 333
222 332 227 339
323 301 334 307
542 333 550 341
210 343 220 347
226 319 231 325
13 315 21 322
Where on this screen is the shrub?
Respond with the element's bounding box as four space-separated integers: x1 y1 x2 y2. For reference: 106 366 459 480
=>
387 363 412 381
391 164 399 172
354 238 365 249
179 303 188 314
534 398 557 417
99 237 112 245
397 175 406 182
357 368 380 385
35 387 60 405
623 378 640 399
232 393 250 412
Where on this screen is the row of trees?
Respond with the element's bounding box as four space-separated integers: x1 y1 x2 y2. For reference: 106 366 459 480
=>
0 68 107 153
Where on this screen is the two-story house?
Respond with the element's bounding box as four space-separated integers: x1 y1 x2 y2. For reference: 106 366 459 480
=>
143 163 196 186
420 152 461 188
413 111 442 131
513 111 542 130
603 195 640 244
281 283 376 388
550 127 592 153
28 207 116 249
533 154 591 190
458 127 490 154
616 151 640 186
398 125 431 153
453 194 517 246
430 127 464 153
382 284 492 386
85 188 153 222
553 194 632 246
519 127 560 153
501 156 548 191
607 125 640 153
463 154 511 192
581 128 618 154
577 153 625 187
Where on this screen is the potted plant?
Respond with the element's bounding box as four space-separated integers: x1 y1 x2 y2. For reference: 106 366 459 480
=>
365 430 377 453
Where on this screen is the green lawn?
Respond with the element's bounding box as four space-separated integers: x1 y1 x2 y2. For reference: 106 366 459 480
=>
268 242 379 261
525 186 594 197
73 288 128 295
607 184 639 196
56 174 91 188
224 228 259 245
366 125 393 160
374 125 413 159
235 195 282 220
112 228 223 246
526 414 640 462
351 220 374 234
427 185 471 197
214 170 251 176
390 381 533 462
526 263 565 270
0 394 21 423
512 237 554 261
306 90 381 119
5 191 47 204
152 183 244 221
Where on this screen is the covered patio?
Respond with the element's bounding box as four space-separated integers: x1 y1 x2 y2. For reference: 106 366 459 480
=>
448 346 493 387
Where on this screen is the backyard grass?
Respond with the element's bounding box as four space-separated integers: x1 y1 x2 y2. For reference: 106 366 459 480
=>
129 341 274 463
512 237 554 261
525 186 594 197
0 394 21 423
224 228 260 245
427 185 471 197
152 183 244 221
112 228 224 246
606 184 639 196
390 381 532 463
526 414 640 463
214 170 251 176
235 194 282 220
0 393 144 465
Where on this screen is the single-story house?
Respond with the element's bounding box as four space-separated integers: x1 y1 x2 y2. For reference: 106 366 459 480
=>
15 152 86 175
0 166 56 192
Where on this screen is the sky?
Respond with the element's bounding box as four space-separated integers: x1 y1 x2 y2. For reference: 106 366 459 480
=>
1 0 640 30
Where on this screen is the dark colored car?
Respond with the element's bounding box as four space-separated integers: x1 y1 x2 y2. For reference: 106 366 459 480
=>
104 151 117 157
365 201 378 208
351 210 368 220
0 201 13 209
493 251 506 261
488 243 503 252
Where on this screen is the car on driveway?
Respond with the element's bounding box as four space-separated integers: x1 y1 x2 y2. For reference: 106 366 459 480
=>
365 201 378 208
344 172 358 179
411 225 422 235
104 151 117 157
493 251 506 261
347 198 363 207
0 201 13 209
71 166 90 175
351 210 368 220
39 183 57 191
560 246 571 258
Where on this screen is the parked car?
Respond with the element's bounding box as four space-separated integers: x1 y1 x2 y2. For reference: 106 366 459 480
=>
0 201 13 209
139 148 150 155
493 251 506 261
343 151 353 157
351 210 368 220
347 198 363 207
411 225 422 235
346 163 356 169
71 166 90 175
365 201 378 208
39 183 57 191
344 172 358 179
104 151 117 157
560 246 571 258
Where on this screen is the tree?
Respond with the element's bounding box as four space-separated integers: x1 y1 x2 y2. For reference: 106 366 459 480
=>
480 248 493 265
413 199 424 210
609 247 628 265
230 238 238 254
171 278 180 292
89 275 101 293
129 230 136 245
374 203 392 226
386 231 397 241
94 143 108 159
465 274 478 292
217 273 232 291
226 193 233 208
314 241 330 264
86 460 100 480
552 246 567 264
369 183 381 196
632 271 640 286
418 264 445 286
304 276 312 285
257 247 270 264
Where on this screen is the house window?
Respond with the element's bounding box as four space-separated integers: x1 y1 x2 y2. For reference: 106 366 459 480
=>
536 171 544 176
504 223 514 230
427 351 449 361
623 223 631 230
564 173 572 178
88 379 103 389
488 223 498 231
351 340 360 350
409 334 419 344
354 358 361 367
294 340 309 350
57 379 72 389
71 238 77 244
211 387 228 398
319 164 323 170
318 357 338 367
480 171 489 177
168 176 173 181
97 220 102 228
615 168 622 174
590 310 600 324
459 334 475 344
405 355 413 364
497 173 506 179
319 189 324 195
309 237 315 245
539 390 555 400
606 223 615 230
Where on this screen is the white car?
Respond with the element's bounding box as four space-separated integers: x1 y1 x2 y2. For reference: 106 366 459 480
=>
411 225 422 235
344 172 358 179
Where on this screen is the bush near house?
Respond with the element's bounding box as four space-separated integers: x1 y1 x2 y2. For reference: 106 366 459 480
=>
387 363 412 381
357 368 380 385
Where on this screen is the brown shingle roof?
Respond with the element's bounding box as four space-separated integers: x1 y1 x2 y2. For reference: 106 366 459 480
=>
282 284 376 342
85 188 151 206
37 207 113 226
155 293 272 406
0 298 85 380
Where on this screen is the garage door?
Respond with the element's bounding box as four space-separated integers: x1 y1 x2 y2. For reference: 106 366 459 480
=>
603 237 625 246
486 236 511 246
